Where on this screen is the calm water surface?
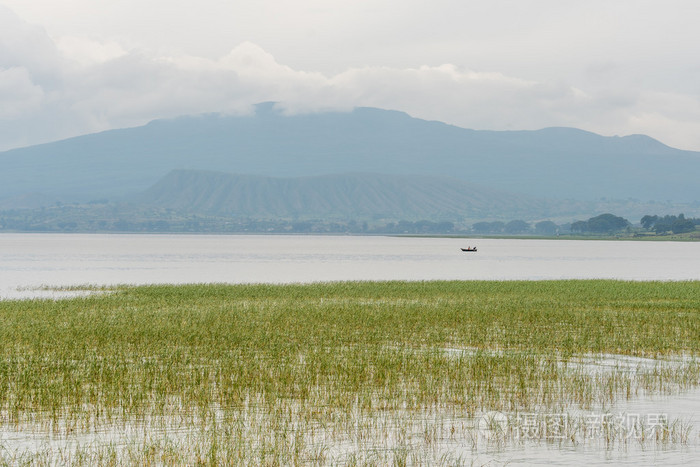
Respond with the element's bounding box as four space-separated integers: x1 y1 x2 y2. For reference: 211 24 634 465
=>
1 233 699 464
1 233 699 299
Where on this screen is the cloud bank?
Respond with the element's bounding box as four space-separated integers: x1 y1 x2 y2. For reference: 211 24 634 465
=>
2 5 700 152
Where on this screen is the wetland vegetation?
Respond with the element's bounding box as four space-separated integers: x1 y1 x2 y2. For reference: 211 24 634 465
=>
1 280 699 464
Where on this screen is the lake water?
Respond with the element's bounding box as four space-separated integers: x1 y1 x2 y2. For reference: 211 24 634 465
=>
1 233 699 464
1 233 699 299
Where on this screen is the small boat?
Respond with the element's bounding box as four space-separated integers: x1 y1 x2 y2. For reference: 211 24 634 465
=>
461 247 477 252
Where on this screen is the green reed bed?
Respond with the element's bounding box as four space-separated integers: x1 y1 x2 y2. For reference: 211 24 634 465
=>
1 280 699 464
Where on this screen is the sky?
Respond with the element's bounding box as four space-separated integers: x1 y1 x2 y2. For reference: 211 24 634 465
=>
2 0 700 152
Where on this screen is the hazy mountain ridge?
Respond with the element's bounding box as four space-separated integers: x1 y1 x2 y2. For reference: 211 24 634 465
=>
1 169 697 232
136 170 562 221
133 169 697 223
2 103 699 208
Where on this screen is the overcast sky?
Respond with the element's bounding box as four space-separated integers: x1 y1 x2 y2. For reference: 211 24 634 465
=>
2 0 700 152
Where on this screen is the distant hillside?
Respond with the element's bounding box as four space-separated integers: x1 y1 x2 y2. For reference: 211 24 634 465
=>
0 192 58 210
135 170 563 221
2 169 698 232
133 169 696 223
2 103 700 209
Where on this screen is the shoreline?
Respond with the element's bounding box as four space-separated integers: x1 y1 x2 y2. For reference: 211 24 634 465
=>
1 229 698 241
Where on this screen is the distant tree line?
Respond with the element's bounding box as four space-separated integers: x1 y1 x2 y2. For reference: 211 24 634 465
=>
470 220 561 235
1 204 697 237
640 214 698 234
0 207 567 236
0 207 458 235
570 213 630 234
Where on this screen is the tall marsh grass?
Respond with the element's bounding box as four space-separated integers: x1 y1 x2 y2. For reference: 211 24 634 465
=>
1 280 698 464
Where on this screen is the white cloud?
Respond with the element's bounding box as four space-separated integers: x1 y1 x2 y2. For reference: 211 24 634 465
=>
0 67 44 118
56 36 127 66
0 6 61 82
2 2 700 152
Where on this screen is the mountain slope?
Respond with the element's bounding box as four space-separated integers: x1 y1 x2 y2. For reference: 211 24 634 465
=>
136 170 564 221
2 103 700 204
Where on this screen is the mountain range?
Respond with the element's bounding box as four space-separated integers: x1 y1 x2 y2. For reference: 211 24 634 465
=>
135 170 566 221
1 102 699 223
